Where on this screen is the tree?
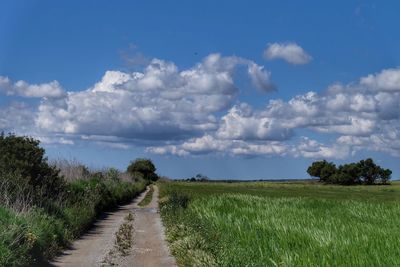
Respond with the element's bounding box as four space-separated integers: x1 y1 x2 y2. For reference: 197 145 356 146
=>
332 163 361 185
127 158 158 181
307 158 392 185
379 168 392 185
358 158 379 185
307 160 336 182
195 173 209 182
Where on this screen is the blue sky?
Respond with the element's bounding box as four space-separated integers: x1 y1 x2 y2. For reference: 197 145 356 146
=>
1 0 400 179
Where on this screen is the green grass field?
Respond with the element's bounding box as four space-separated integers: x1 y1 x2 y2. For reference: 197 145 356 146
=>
159 181 400 267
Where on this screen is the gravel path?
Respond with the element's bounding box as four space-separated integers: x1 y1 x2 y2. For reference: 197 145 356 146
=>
49 185 176 267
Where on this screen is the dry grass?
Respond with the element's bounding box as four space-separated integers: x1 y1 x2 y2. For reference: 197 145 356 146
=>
51 158 91 182
0 174 33 213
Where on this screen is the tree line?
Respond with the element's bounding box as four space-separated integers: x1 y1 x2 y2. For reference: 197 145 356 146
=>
307 158 392 185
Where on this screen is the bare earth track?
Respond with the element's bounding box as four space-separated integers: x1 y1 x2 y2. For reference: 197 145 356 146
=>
50 185 177 267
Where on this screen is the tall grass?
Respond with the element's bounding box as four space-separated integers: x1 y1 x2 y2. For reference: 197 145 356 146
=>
160 182 400 266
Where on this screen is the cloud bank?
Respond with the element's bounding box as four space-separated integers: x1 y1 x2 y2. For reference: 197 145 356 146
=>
1 53 400 160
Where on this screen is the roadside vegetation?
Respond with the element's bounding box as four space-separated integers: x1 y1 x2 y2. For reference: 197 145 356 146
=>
138 185 154 207
0 133 153 266
160 181 400 266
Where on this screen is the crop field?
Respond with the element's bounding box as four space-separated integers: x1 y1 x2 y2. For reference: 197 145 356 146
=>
159 181 400 267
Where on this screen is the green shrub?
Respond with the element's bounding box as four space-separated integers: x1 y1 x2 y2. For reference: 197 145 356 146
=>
25 209 67 261
0 133 65 203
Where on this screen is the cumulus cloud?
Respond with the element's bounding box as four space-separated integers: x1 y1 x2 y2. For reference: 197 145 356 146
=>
3 52 400 160
294 137 350 159
149 65 400 158
0 102 36 133
263 42 312 65
147 134 288 157
35 54 274 141
360 68 400 91
0 76 65 98
216 103 293 141
337 124 400 157
247 63 276 92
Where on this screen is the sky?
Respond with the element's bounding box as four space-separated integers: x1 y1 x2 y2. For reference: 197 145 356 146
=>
1 0 400 179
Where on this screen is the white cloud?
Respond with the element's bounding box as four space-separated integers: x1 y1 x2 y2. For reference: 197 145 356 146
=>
337 124 400 157
263 42 312 65
216 103 293 141
0 76 65 98
147 134 288 157
294 137 350 159
35 54 274 141
360 68 400 91
4 52 400 160
149 65 400 158
247 63 276 92
0 102 36 133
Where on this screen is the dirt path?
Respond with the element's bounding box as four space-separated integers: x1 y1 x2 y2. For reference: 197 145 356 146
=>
125 185 177 267
50 185 176 267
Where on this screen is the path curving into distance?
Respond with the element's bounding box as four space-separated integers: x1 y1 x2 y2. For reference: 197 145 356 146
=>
50 185 177 267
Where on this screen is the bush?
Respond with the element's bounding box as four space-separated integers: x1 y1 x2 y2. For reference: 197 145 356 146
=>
0 133 65 202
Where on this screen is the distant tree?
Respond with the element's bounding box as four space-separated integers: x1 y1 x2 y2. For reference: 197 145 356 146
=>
357 158 392 185
195 173 209 182
357 158 379 185
332 163 361 185
307 160 336 182
379 168 392 185
320 162 337 182
127 158 158 181
307 158 391 185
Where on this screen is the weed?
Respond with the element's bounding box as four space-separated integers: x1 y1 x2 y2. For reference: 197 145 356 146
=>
115 222 134 256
